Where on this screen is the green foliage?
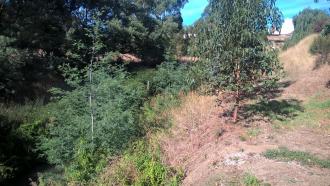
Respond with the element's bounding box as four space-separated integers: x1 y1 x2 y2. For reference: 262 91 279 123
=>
0 100 50 182
310 29 330 65
39 68 147 182
192 0 282 95
65 140 107 183
0 0 188 99
37 167 66 186
263 147 330 169
141 93 181 131
243 173 262 186
151 61 196 95
284 9 330 49
0 35 25 97
98 140 183 186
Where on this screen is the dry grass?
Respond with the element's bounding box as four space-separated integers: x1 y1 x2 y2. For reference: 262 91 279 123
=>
280 34 319 80
279 34 330 101
161 92 225 167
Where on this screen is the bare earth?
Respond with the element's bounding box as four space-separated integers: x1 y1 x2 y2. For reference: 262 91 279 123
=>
161 35 330 186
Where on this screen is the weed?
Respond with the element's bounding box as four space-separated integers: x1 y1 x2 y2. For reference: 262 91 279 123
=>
97 140 183 186
247 128 261 137
239 135 247 141
263 147 330 169
243 173 261 186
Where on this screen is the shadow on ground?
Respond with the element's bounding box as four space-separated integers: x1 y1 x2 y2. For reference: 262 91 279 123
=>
241 99 304 123
220 80 303 124
249 80 295 100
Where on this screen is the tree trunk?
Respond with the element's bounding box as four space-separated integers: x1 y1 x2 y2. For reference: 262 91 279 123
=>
233 88 240 123
233 58 241 123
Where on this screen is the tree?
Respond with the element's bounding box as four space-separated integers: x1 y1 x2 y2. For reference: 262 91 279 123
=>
194 0 283 122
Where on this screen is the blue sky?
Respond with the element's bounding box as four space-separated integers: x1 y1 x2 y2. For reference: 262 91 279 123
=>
181 0 330 26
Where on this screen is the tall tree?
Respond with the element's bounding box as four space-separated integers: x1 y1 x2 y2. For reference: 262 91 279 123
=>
194 0 283 122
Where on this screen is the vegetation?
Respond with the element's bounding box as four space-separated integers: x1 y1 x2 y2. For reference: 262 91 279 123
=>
311 23 330 65
243 173 262 186
244 99 304 121
191 0 283 122
0 0 292 185
97 140 183 186
275 97 330 130
0 100 50 182
263 147 330 169
284 9 330 49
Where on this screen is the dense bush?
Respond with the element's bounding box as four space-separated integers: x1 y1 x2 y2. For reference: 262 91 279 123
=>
284 9 330 49
151 61 196 95
0 100 50 182
39 67 148 182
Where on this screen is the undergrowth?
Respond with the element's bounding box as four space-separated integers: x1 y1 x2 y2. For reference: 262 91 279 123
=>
263 147 330 169
97 140 183 186
243 173 262 186
0 100 51 182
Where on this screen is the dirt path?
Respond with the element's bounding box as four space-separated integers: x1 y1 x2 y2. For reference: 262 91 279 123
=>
161 35 330 186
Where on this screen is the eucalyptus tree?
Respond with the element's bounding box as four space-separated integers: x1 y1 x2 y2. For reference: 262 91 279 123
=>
194 0 283 122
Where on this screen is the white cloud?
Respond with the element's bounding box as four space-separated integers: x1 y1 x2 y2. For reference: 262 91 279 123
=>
281 19 294 34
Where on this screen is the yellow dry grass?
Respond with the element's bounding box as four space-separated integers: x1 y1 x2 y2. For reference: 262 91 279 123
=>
170 92 217 133
161 92 228 167
279 34 319 80
279 34 330 100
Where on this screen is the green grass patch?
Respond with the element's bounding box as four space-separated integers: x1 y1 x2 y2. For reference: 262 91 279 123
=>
275 97 330 130
263 147 330 169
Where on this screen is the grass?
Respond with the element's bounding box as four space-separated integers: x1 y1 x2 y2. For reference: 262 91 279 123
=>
243 99 304 121
275 97 330 131
263 147 330 169
243 173 262 186
247 128 261 137
96 140 183 186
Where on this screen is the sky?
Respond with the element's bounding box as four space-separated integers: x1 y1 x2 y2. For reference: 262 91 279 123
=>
181 0 330 34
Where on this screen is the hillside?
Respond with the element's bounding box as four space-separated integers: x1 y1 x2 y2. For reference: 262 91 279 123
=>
159 35 330 186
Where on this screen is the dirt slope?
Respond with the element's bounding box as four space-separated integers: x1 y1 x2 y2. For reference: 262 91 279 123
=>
279 34 319 80
161 35 330 186
279 34 330 100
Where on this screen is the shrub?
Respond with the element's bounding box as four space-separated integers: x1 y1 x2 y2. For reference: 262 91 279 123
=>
39 68 148 182
97 140 183 186
243 173 261 186
151 61 196 95
310 31 330 65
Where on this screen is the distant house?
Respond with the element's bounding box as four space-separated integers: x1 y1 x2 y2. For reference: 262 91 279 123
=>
267 33 293 48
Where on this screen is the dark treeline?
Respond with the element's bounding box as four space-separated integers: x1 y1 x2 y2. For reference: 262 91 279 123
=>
0 0 190 184
0 0 187 102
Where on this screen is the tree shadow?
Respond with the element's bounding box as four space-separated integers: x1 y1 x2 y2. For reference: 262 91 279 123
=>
241 99 304 123
220 80 300 124
247 80 295 100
